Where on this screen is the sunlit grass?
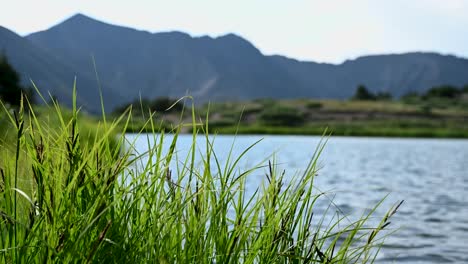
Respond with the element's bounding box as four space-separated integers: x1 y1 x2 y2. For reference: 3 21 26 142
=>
0 92 400 263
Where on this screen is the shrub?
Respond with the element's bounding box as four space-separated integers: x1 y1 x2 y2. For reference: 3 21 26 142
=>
306 101 323 109
149 96 184 112
352 85 376 100
424 85 461 99
112 96 183 115
259 105 306 126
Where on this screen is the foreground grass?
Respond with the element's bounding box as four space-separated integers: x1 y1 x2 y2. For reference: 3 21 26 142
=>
0 97 400 263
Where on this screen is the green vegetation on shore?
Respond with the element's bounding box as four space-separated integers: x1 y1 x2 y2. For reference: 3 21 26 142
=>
0 92 400 262
117 93 468 138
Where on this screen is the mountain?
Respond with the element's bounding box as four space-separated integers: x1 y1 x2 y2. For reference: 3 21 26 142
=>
0 24 123 112
2 13 468 112
26 14 302 105
337 52 468 97
270 52 468 98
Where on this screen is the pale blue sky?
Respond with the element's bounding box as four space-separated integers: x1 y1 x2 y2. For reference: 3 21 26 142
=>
1 0 467 63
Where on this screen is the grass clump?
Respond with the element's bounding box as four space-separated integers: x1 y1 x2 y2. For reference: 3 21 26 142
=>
0 93 400 263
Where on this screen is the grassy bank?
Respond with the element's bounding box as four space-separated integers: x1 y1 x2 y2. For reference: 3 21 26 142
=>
0 96 400 263
120 98 468 138
212 122 468 138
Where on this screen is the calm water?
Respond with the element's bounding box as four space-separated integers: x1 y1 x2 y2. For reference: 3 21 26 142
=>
126 134 468 263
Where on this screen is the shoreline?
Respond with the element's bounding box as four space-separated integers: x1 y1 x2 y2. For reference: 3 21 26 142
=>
123 126 468 139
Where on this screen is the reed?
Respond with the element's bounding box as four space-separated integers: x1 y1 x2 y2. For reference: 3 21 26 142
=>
0 92 400 263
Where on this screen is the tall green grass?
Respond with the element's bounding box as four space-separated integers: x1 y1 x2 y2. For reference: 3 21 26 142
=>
0 94 400 263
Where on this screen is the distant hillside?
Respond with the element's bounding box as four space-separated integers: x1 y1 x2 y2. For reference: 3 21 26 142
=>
26 14 301 105
271 52 468 98
337 53 468 97
0 25 123 112
1 13 468 112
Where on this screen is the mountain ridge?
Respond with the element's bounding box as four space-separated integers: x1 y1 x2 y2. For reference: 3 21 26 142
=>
1 13 467 113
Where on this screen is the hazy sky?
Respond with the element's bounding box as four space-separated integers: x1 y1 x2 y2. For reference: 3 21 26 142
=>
1 0 467 63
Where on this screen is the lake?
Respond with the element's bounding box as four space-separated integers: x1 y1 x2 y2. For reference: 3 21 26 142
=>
125 134 468 263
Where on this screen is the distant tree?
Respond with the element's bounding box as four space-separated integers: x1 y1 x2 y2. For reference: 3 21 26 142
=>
112 97 184 115
0 54 23 106
424 85 461 99
352 85 375 100
149 97 183 112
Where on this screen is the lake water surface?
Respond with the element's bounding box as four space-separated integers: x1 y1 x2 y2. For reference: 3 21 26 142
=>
126 134 468 263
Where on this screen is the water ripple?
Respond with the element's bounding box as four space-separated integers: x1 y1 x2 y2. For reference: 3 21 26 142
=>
127 134 468 263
